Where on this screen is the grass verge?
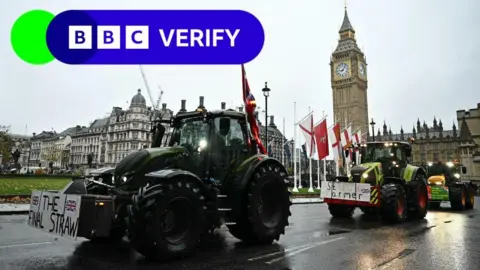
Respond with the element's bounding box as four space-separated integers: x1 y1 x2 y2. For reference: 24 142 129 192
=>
0 178 71 195
289 187 321 195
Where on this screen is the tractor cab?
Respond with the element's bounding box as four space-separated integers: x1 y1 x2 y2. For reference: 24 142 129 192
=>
426 161 467 186
358 141 412 178
150 108 255 183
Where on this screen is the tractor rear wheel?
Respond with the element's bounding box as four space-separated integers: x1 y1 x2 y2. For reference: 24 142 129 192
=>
380 183 406 223
466 186 475 209
329 204 354 218
407 175 428 219
360 207 378 216
450 186 467 210
128 179 206 261
227 163 291 245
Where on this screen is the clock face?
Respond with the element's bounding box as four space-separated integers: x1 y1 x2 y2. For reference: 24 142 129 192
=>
358 63 366 76
336 63 349 77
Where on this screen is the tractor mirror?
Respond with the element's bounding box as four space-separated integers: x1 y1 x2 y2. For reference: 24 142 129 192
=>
219 118 231 136
462 166 467 174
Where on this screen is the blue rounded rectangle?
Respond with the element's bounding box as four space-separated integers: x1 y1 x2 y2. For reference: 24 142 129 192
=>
46 10 265 65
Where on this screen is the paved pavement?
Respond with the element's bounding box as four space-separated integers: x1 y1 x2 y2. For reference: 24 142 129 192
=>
1 200 479 270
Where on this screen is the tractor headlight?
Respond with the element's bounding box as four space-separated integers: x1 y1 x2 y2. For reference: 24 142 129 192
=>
454 173 460 178
362 173 368 179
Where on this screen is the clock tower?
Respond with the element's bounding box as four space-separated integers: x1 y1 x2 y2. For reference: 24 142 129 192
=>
330 8 369 134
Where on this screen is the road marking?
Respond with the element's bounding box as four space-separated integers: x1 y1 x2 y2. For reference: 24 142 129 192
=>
264 237 345 265
248 242 317 261
0 241 52 249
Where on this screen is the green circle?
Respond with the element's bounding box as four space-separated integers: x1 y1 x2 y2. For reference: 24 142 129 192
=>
11 10 55 65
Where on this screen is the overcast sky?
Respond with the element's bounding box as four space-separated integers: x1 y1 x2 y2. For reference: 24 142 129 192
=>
1 0 479 146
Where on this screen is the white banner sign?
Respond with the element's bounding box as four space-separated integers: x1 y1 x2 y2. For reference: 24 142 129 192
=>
321 181 371 202
27 191 82 239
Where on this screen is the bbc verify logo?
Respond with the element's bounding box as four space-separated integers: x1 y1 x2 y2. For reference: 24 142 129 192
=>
69 26 149 49
69 25 240 50
13 10 264 65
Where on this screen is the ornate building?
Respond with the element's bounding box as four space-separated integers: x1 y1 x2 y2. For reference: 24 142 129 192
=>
457 103 480 180
105 90 173 166
330 8 369 132
371 117 459 165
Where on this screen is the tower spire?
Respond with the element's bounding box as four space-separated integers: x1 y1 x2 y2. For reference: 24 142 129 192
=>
339 7 355 33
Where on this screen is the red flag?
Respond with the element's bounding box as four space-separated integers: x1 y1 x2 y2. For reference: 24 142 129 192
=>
242 64 267 154
314 119 329 160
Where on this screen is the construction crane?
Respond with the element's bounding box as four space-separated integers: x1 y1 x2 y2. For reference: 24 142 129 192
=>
138 65 157 110
155 85 163 111
138 65 164 119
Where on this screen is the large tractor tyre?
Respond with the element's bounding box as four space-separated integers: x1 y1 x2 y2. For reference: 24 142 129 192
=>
329 204 354 218
428 202 441 210
380 183 407 224
228 163 291 245
85 226 125 243
450 186 467 211
466 186 475 210
360 207 378 216
407 175 428 219
128 179 206 261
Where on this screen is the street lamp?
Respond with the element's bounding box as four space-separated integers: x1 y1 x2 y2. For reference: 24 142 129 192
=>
262 82 270 148
27 132 35 174
370 118 376 142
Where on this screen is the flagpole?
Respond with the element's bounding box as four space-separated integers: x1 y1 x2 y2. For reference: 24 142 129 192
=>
298 148 302 188
282 117 285 165
308 107 314 193
292 102 298 192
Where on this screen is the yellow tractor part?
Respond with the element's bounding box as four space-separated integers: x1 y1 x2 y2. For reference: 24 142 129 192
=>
427 175 446 186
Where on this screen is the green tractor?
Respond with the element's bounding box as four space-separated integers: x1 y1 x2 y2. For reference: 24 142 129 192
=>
27 107 292 261
426 161 475 210
322 141 429 223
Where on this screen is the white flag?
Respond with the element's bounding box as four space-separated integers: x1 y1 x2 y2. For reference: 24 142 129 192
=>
299 113 316 157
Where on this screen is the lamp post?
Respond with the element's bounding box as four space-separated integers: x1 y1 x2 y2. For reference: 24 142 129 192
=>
262 82 270 148
27 132 35 174
370 118 376 142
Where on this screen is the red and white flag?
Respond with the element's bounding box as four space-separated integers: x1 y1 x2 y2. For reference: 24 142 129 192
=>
352 129 361 145
299 113 316 157
328 123 342 163
341 125 352 149
314 118 329 160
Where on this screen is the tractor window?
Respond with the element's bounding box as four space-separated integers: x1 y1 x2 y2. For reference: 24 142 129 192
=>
363 146 393 163
170 118 209 152
213 118 246 147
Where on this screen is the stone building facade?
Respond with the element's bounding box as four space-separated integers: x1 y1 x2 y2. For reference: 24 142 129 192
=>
370 118 459 166
456 103 480 180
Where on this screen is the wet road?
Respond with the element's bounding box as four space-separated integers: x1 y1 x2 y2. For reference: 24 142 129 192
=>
1 200 480 270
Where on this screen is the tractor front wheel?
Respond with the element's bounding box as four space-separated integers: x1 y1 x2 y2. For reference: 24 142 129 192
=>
128 179 206 261
407 175 428 219
228 163 291 245
450 186 467 211
380 183 406 223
